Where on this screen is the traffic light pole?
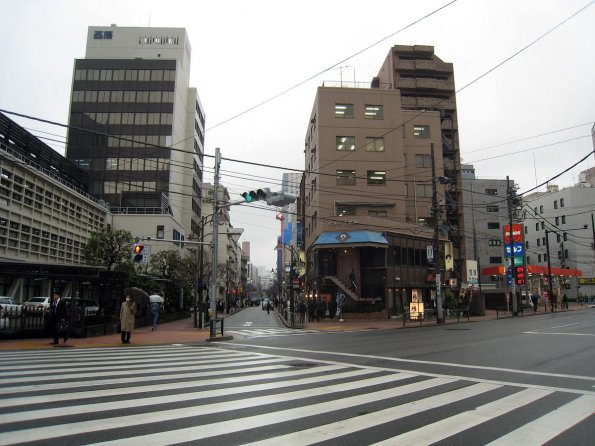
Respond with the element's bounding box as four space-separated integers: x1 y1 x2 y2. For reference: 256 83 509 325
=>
210 147 221 321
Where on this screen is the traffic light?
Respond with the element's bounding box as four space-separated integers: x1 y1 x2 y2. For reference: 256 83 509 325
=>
264 191 297 207
514 266 526 285
241 188 270 202
131 243 144 262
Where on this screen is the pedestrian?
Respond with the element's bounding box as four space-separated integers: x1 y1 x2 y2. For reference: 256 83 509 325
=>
349 270 356 291
48 290 69 344
266 300 271 314
150 300 160 331
120 294 136 344
562 293 568 310
531 291 539 314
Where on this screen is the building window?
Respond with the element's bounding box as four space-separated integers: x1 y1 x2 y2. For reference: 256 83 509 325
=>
415 154 432 168
560 198 565 207
542 237 546 245
537 239 541 246
488 239 501 246
336 170 356 186
416 184 432 197
486 205 499 212
365 137 385 152
368 209 387 217
525 241 529 249
485 188 498 196
156 226 165 239
336 136 355 151
489 256 502 264
554 200 558 209
413 125 430 138
538 254 542 262
555 216 559 225
541 222 545 230
539 205 543 214
335 204 356 216
487 222 500 229
364 105 383 120
335 103 353 118
556 234 561 243
561 215 566 224
367 171 386 185
563 232 568 241
535 223 539 231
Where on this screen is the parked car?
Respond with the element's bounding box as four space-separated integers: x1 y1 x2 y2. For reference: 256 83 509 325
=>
23 297 51 313
62 297 100 316
261 298 271 310
0 296 25 329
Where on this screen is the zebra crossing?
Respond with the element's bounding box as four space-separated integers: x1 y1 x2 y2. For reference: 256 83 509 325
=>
0 345 593 445
226 327 324 338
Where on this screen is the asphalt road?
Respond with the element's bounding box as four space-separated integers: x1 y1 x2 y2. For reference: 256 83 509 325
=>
0 307 593 445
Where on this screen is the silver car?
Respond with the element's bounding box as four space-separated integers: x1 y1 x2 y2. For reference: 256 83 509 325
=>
23 297 51 313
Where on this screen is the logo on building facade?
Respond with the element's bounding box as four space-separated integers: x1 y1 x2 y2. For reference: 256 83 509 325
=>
93 31 113 40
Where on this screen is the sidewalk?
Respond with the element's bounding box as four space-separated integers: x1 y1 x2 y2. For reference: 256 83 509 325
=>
0 315 228 351
0 304 589 351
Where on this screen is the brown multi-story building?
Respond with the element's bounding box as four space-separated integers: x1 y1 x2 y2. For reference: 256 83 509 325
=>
303 86 451 315
375 44 465 278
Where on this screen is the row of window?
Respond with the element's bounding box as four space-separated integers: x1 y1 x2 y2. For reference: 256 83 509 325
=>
0 169 105 227
534 198 565 214
334 104 383 120
534 215 567 230
71 112 173 127
72 90 175 104
74 68 176 82
105 158 171 171
334 131 430 152
103 181 165 194
335 204 389 217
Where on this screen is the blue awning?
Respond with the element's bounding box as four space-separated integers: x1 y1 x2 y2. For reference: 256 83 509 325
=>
312 231 388 248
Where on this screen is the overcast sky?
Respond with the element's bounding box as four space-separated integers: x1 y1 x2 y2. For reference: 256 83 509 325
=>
1 0 594 271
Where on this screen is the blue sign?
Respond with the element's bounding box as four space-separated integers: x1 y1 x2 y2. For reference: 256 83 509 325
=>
505 243 524 257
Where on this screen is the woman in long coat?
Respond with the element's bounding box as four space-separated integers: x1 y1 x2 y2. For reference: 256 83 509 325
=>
120 295 136 344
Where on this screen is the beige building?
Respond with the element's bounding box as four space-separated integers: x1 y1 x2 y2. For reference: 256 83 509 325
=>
303 85 447 314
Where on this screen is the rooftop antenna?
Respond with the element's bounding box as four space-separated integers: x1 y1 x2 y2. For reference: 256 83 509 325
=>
148 12 151 27
337 65 351 87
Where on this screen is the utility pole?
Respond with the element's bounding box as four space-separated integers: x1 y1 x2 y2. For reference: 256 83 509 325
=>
210 148 221 320
431 142 444 324
545 229 554 311
506 176 518 316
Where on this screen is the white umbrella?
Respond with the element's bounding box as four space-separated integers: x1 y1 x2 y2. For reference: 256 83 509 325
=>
149 295 164 303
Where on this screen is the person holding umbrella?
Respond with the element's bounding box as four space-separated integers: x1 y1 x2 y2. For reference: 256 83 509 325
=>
120 294 136 344
149 295 163 331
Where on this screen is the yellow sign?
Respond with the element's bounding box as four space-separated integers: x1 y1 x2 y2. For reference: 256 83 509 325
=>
578 278 595 285
410 302 425 320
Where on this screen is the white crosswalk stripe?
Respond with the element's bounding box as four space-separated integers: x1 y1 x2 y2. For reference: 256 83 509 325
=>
0 345 592 446
226 327 323 338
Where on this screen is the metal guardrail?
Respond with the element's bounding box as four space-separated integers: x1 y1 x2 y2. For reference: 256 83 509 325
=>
402 307 470 326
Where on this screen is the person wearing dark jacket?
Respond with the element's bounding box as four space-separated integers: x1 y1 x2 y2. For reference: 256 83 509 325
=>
48 291 69 344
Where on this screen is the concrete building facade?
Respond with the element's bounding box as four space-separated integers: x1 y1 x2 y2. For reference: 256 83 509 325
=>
375 45 465 279
523 185 595 299
303 85 449 315
66 25 205 241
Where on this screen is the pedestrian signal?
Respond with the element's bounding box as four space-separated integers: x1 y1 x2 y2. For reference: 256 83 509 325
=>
132 243 144 262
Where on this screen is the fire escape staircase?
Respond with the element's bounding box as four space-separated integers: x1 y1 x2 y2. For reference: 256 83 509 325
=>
323 276 362 301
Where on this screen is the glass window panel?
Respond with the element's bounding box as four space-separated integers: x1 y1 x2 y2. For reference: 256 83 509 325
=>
365 137 385 152
335 103 353 118
125 70 138 81
111 91 123 102
336 136 355 151
364 105 383 119
413 125 431 138
367 171 386 185
336 170 356 186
